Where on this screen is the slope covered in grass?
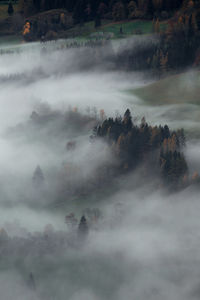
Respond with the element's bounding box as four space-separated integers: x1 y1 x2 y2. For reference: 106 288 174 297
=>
101 20 167 37
132 71 200 106
64 19 167 39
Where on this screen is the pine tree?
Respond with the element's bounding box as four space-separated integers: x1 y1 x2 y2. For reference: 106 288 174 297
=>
95 13 101 27
196 10 200 30
78 216 89 236
28 273 36 291
123 109 133 132
147 0 154 18
73 0 87 24
8 2 14 15
32 165 45 188
78 216 89 239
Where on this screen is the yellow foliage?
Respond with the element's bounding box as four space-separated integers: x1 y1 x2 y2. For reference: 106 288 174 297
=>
192 171 199 181
163 138 168 153
60 13 65 25
100 109 105 121
169 134 177 152
23 21 31 36
160 51 168 73
154 18 160 33
73 107 78 113
178 16 183 24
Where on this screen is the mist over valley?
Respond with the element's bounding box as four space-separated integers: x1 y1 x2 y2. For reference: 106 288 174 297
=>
0 0 200 298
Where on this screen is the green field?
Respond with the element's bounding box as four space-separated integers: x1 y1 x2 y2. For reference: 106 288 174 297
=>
131 71 200 106
101 20 167 37
65 19 167 39
64 21 104 38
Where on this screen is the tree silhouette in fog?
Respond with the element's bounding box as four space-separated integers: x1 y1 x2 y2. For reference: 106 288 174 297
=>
78 216 89 239
8 2 14 15
28 272 36 291
32 165 45 189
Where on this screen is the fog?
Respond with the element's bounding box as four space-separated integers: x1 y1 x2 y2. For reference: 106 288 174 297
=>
0 38 200 300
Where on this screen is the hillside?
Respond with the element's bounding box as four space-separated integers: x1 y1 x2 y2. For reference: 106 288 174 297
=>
131 71 200 106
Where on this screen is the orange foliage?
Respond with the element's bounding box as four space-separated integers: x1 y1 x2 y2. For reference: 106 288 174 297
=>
23 21 31 36
100 109 105 121
73 107 78 113
192 171 200 181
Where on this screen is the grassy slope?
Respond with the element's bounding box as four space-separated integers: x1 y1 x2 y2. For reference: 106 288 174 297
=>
101 20 167 37
67 19 167 39
131 71 200 106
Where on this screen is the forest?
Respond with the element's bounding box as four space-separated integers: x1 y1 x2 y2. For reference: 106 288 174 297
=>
14 0 200 73
18 0 188 20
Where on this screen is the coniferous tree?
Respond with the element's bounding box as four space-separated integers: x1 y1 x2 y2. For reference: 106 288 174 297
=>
123 109 132 133
32 165 45 189
73 0 87 24
8 2 14 15
78 216 89 238
28 273 36 291
147 0 154 18
95 13 102 27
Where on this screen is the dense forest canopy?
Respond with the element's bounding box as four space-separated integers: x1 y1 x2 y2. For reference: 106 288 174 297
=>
18 0 190 18
17 0 200 22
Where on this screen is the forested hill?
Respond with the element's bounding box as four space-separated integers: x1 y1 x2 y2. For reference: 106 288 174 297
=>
19 0 196 22
15 0 200 70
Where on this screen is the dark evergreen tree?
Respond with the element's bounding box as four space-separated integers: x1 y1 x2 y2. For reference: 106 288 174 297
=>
147 0 154 18
163 125 170 139
123 109 132 133
197 10 200 30
78 216 89 238
32 165 45 189
95 13 102 27
8 2 14 15
33 0 41 11
73 0 87 24
28 273 36 291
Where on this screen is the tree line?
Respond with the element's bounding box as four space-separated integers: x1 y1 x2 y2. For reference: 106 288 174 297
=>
18 0 185 20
